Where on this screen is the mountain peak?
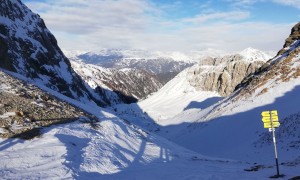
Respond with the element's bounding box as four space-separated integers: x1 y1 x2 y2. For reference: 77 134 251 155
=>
239 47 272 62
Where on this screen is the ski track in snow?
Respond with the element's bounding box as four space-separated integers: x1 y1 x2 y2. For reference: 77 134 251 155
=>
0 70 289 179
0 120 284 180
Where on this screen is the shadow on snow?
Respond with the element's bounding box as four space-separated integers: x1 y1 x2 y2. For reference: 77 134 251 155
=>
1 83 300 179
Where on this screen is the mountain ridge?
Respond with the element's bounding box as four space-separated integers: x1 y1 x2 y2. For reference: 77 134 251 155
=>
70 59 163 101
0 0 133 106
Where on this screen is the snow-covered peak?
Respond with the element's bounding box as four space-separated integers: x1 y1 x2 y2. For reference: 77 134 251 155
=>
239 47 273 62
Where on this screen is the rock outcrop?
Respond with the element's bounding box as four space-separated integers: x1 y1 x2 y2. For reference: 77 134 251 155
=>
278 22 300 55
188 54 267 96
283 22 300 48
235 22 300 99
0 70 97 139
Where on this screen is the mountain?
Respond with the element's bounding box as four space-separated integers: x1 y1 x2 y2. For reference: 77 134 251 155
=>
124 48 271 121
70 59 162 101
139 22 300 168
0 53 271 180
112 23 300 176
65 48 233 100
1 67 295 179
0 0 127 106
69 49 201 84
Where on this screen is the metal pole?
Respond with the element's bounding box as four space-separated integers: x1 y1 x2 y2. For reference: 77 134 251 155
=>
270 111 280 176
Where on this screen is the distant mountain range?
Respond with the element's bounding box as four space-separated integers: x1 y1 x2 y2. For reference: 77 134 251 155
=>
66 49 196 84
66 48 273 100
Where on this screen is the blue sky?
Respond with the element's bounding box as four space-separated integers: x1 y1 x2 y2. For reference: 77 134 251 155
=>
23 0 299 52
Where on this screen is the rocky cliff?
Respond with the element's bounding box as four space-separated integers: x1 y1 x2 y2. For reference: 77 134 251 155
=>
282 22 300 49
188 50 270 96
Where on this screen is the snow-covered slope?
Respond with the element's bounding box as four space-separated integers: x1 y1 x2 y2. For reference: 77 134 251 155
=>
0 69 279 179
123 48 271 123
112 24 300 176
1 66 298 179
1 119 282 179
138 68 222 123
150 23 300 169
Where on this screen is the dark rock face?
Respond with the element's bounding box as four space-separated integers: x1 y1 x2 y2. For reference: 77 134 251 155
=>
278 22 300 55
0 0 117 106
283 22 300 48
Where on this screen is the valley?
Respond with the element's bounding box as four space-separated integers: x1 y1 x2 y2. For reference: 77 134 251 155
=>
0 0 299 179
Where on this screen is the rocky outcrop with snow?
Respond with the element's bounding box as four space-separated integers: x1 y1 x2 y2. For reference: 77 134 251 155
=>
281 22 300 50
0 0 116 106
71 60 163 101
188 48 272 96
235 22 300 100
0 70 96 139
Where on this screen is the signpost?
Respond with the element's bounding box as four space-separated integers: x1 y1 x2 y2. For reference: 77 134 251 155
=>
261 110 281 177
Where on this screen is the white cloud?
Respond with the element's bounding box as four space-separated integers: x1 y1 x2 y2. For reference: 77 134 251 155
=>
26 0 155 34
182 11 250 24
272 0 300 9
226 0 300 9
224 0 264 8
24 0 294 52
179 22 292 51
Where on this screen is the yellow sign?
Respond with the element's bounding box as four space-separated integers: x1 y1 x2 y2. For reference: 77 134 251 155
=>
262 116 279 123
264 122 280 128
262 111 270 117
261 110 278 117
261 110 280 129
271 110 278 116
